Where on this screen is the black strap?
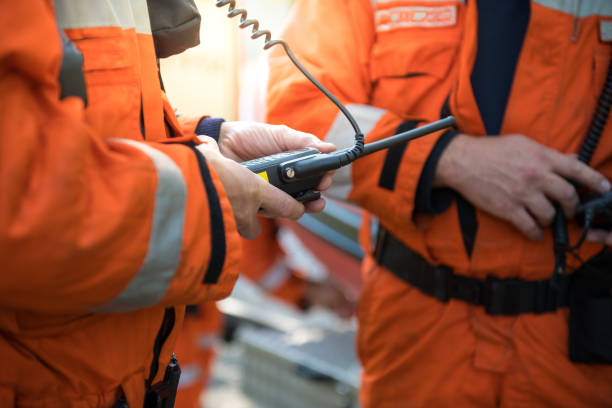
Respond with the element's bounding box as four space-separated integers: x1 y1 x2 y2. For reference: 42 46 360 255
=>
374 227 570 315
378 120 420 191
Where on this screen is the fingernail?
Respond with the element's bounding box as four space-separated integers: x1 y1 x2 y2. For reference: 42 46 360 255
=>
600 179 611 192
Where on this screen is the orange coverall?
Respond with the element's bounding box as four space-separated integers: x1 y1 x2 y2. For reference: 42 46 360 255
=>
0 1 241 406
267 0 612 406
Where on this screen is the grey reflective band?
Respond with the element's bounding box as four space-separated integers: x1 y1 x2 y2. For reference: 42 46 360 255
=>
601 20 612 41
534 0 612 17
95 140 186 313
324 104 387 200
53 0 153 34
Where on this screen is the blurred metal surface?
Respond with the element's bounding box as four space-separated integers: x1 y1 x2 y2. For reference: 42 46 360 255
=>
238 325 360 408
297 199 363 259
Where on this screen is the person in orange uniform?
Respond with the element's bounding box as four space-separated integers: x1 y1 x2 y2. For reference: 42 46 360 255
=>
267 0 612 406
0 1 335 407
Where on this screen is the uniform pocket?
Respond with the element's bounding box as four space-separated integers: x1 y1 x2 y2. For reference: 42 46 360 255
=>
69 27 142 139
369 1 464 116
370 1 463 79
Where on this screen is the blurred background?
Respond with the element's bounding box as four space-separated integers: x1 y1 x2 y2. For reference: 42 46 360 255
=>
159 2 366 407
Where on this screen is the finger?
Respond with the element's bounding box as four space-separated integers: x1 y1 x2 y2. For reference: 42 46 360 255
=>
552 154 611 193
539 173 579 217
195 135 221 152
239 215 262 240
508 206 543 241
316 173 333 191
276 127 336 153
523 192 555 227
258 180 305 220
304 198 326 213
312 140 337 153
586 229 609 243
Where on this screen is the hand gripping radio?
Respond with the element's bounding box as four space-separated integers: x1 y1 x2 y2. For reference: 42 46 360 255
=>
216 1 456 202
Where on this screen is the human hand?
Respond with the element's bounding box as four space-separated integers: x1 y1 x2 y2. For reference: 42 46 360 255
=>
218 121 336 161
217 121 336 213
580 193 612 245
197 137 306 239
301 278 356 319
434 134 611 241
586 229 612 245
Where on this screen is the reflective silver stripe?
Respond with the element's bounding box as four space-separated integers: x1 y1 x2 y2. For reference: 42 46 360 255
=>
257 257 292 291
534 0 612 17
131 0 153 35
602 20 612 41
95 139 186 313
53 0 152 34
324 104 387 201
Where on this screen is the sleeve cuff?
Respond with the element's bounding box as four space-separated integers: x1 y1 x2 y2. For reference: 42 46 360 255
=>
186 145 227 284
195 117 225 142
414 129 459 214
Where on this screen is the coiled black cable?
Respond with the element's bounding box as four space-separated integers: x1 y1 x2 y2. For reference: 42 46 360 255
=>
578 50 612 165
215 0 365 161
552 48 612 278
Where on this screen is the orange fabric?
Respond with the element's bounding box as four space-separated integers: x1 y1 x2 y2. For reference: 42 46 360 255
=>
267 0 612 406
0 1 240 407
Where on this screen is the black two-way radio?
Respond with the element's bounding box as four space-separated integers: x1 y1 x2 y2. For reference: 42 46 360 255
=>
241 118 456 202
216 0 456 202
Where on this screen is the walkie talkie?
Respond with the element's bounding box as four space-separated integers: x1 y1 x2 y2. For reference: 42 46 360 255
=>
217 1 457 202
241 117 456 202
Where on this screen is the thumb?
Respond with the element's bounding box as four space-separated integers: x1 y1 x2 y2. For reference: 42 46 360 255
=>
257 180 305 220
195 135 221 153
277 128 336 154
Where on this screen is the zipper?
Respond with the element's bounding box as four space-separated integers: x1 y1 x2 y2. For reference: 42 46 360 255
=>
146 307 176 387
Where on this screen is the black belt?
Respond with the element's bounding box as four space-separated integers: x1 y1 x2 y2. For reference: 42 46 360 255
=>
374 228 570 315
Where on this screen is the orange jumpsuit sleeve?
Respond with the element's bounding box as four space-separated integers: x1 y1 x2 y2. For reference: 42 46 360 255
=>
0 1 240 315
266 0 449 226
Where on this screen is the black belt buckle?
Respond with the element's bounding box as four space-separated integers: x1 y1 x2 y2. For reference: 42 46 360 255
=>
144 353 181 408
485 276 530 316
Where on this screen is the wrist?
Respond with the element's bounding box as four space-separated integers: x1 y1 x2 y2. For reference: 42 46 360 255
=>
195 117 225 142
433 133 472 189
216 121 241 161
